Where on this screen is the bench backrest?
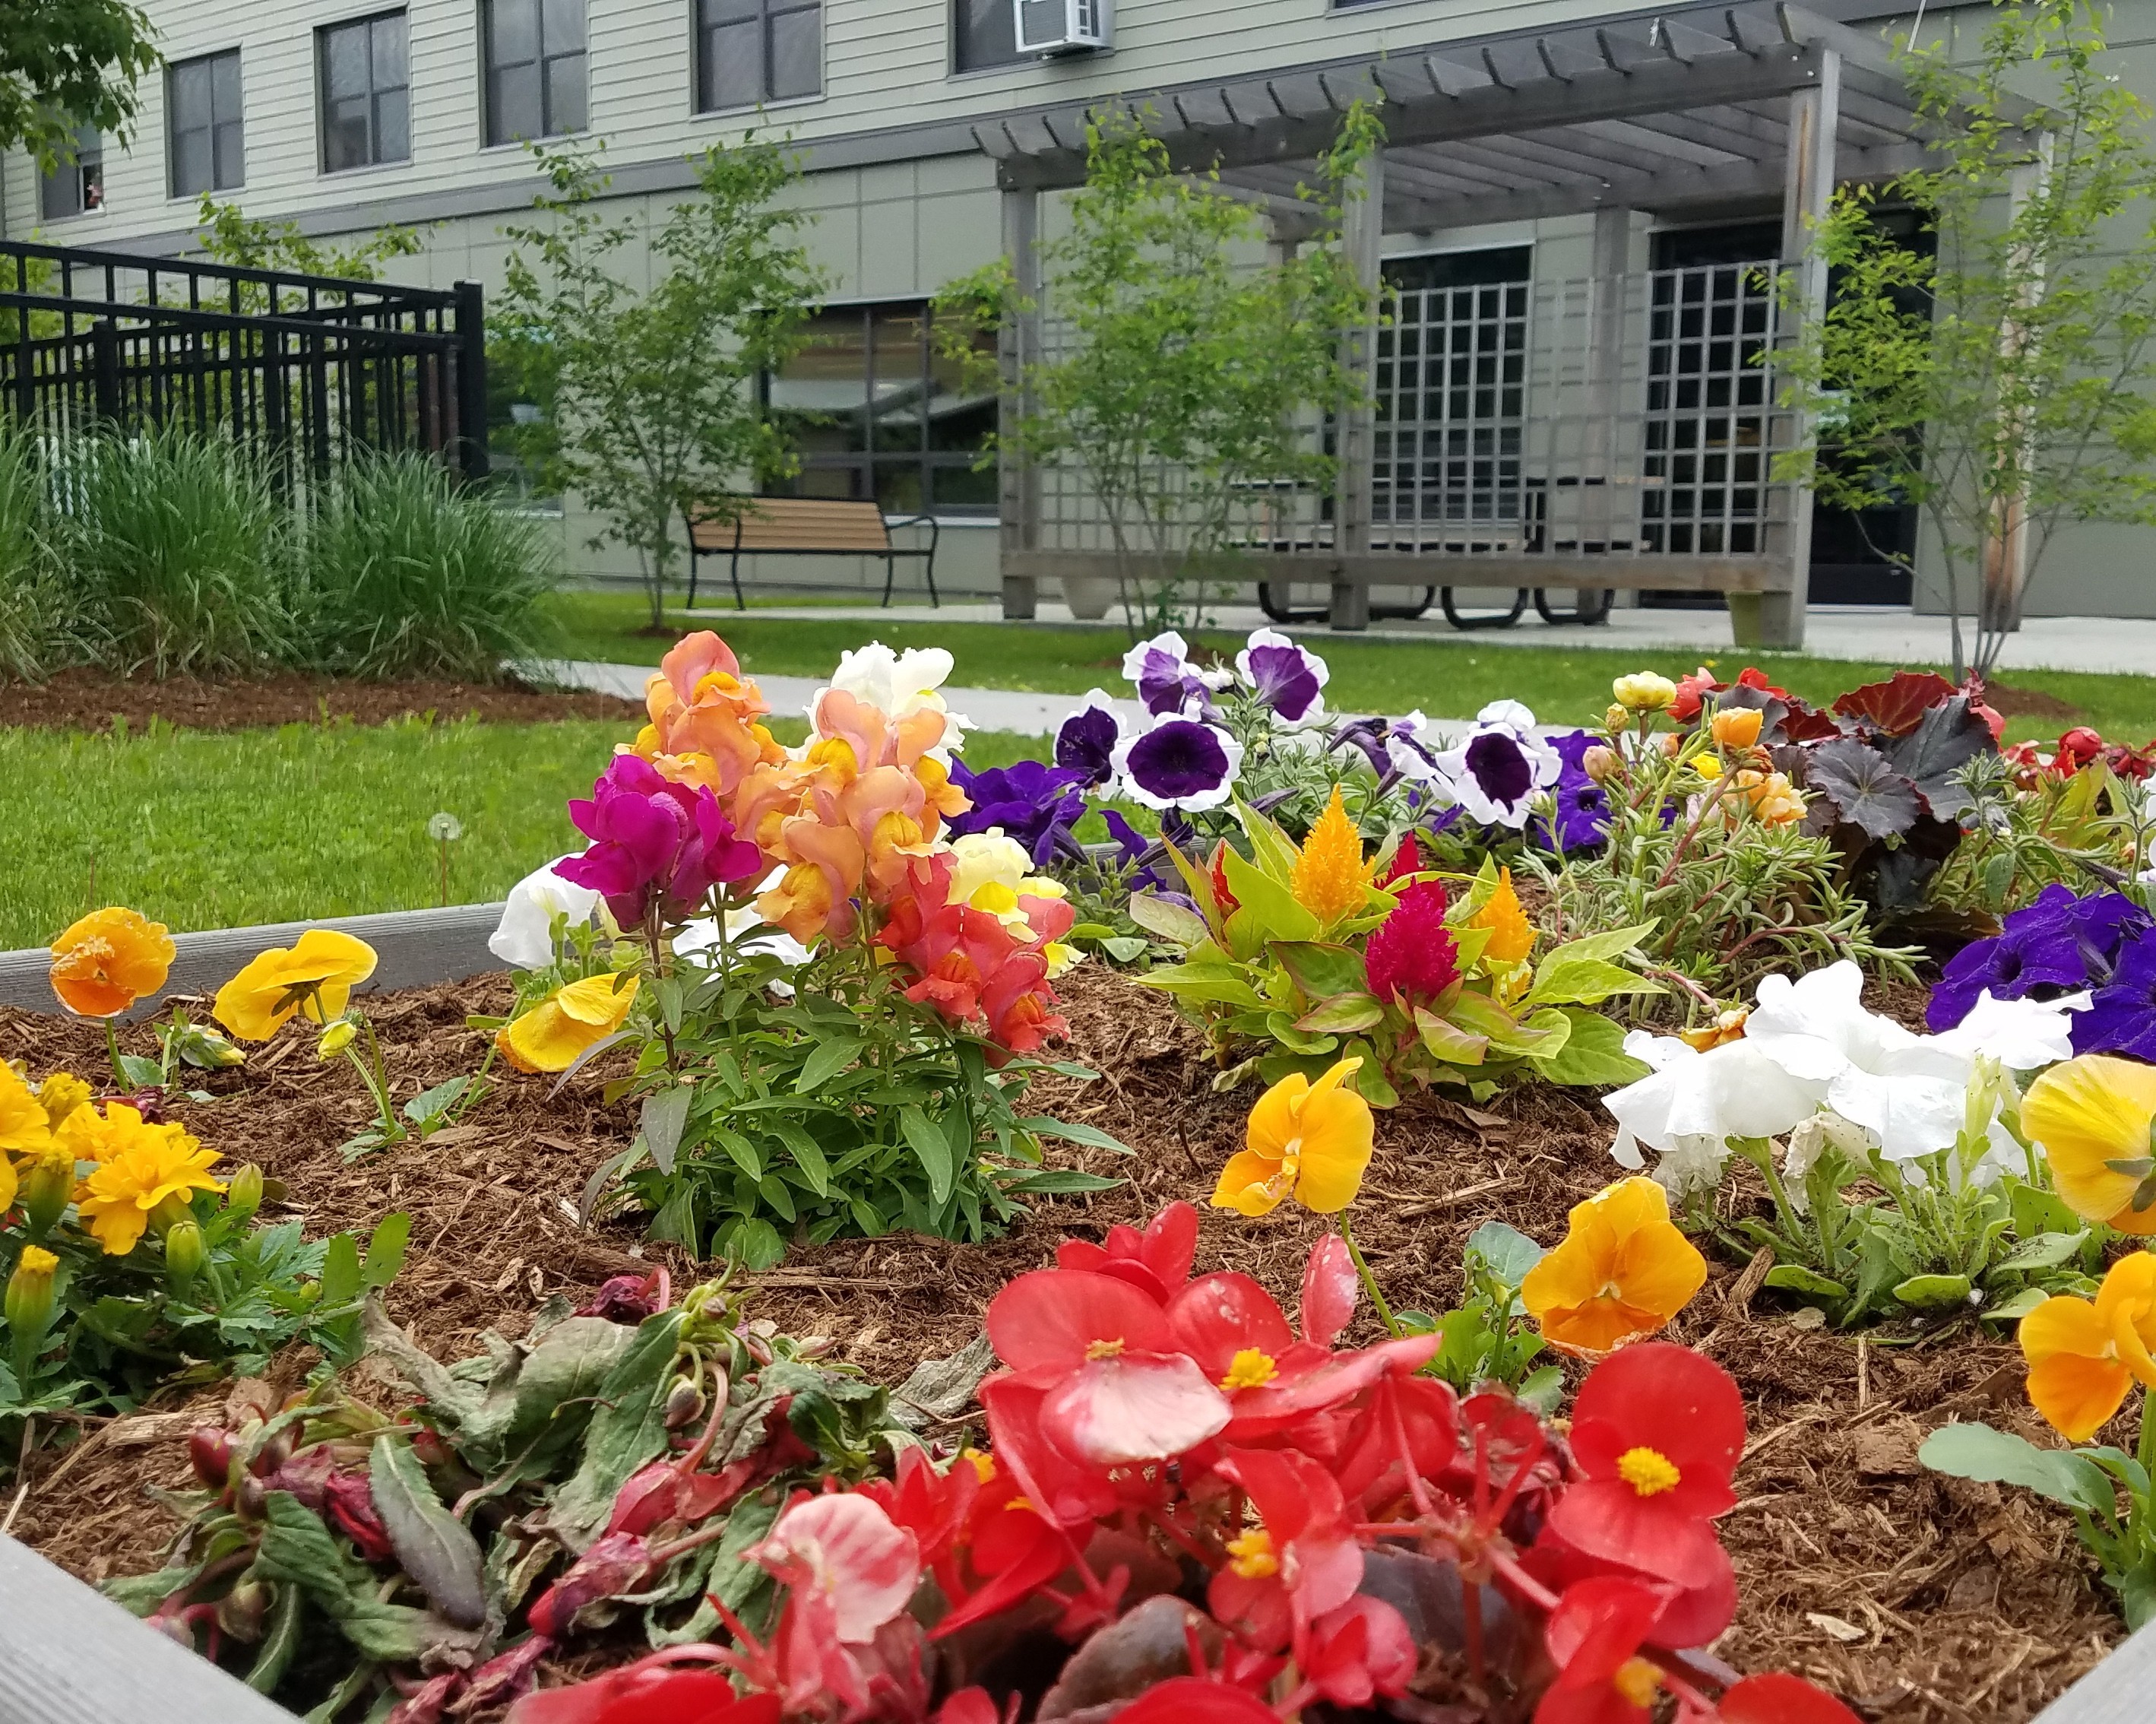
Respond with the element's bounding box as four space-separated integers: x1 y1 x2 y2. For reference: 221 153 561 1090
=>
689 497 892 554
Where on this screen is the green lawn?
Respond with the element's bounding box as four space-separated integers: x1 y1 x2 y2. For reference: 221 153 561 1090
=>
543 590 2156 745
0 716 1047 950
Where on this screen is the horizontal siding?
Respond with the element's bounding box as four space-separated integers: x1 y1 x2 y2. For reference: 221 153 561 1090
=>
2 0 1690 248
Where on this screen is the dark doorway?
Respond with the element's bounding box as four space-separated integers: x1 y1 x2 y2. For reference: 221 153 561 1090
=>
1642 220 1917 607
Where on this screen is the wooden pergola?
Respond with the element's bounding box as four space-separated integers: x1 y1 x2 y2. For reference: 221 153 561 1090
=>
974 2 1971 648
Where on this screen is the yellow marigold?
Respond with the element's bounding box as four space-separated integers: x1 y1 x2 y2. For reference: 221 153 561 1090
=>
1520 1177 1707 1355
1289 788 1376 927
36 1073 91 1132
214 930 378 1041
1469 867 1535 965
74 1127 224 1256
0 1064 52 1161
496 973 641 1075
49 907 176 1019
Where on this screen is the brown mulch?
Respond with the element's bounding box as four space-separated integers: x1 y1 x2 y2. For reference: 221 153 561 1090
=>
0 667 643 734
0 965 2123 1721
1977 680 2083 724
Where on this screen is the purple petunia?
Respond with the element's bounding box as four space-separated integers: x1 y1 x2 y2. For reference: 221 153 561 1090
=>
556 754 764 931
1054 690 1127 788
1112 712 1246 813
1530 729 1613 853
1235 628 1329 724
946 758 1089 866
1927 883 2152 1031
1433 713 1562 829
1121 631 1226 718
2075 935 2156 1060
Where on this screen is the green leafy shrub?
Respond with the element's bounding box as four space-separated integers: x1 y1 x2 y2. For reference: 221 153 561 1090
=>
290 451 559 681
0 418 78 677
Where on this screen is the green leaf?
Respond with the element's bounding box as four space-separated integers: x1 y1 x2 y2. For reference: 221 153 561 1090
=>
1138 962 1269 1011
1018 1116 1135 1155
1993 1231 2091 1272
2121 1560 2156 1632
1464 1222 1547 1288
545 1306 689 1545
1220 846 1319 942
318 1233 361 1310
769 1120 831 1197
1763 1264 1850 1299
116 1054 164 1088
1125 893 1209 948
900 1105 958 1206
1269 941 1370 1001
1532 922 1657 968
1518 1365 1567 1414
1524 957 1664 1008
361 1212 410 1291
1535 1009 1651 1088
1265 1010 1338 1055
999 1169 1126 1194
1980 1286 2049 1322
1892 1272 1974 1310
369 1439 487 1630
1414 1006 1488 1067
1296 994 1385 1035
1918 1421 2117 1513
245 1580 306 1694
402 1076 469 1125
1102 936 1151 964
795 1035 863 1095
254 1494 478 1664
641 1085 695 1176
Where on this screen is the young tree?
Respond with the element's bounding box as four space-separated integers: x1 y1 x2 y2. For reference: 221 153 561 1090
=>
0 0 158 172
934 104 1384 635
189 195 427 285
499 138 827 630
1775 0 2156 680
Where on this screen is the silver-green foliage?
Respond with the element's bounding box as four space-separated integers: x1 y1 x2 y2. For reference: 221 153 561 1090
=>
0 418 78 677
291 452 560 681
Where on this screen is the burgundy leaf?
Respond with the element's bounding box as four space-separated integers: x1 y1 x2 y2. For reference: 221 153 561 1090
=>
1832 670 1957 737
1803 739 1923 840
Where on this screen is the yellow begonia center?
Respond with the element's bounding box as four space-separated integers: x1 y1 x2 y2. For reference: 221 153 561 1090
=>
1226 1529 1278 1579
1084 1336 1126 1360
1616 1445 1683 1497
1220 1348 1279 1392
1613 1658 1663 1708
1004 1495 1035 1513
965 1450 996 1484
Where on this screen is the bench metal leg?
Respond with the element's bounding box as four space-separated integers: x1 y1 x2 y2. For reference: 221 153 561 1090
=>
923 547 939 610
687 550 700 612
882 552 896 608
1329 580 1370 632
1002 573 1038 620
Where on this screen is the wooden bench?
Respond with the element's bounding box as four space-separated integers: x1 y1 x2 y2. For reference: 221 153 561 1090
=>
684 498 941 610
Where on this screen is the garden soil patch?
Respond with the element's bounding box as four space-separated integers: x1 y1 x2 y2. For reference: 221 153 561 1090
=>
0 967 2123 1722
0 667 642 734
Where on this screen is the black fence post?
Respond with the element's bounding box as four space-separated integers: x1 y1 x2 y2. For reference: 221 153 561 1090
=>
90 318 122 423
451 279 489 483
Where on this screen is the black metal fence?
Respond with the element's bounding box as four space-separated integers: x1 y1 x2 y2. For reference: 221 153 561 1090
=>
0 239 487 482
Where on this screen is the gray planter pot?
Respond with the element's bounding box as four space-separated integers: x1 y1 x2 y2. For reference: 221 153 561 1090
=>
1060 572 1119 622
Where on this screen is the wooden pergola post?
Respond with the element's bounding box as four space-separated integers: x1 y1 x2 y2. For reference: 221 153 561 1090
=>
998 184 1042 621
1756 46 1841 651
1329 142 1385 632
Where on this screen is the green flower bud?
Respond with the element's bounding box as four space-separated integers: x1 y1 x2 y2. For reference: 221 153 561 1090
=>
19 1149 74 1238
224 1164 264 1225
164 1220 207 1295
5 1247 58 1342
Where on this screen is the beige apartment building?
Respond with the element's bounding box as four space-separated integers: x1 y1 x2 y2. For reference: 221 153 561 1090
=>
4 0 2154 636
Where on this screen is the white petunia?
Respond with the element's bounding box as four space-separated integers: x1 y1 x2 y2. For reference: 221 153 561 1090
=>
1604 1029 1827 1195
1929 987 2089 1070
489 857 615 969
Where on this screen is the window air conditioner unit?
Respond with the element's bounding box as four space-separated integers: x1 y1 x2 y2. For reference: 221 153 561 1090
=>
1015 0 1112 55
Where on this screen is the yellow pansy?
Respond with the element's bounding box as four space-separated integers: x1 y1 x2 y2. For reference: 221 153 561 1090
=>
496 974 641 1075
1520 1177 1707 1355
2021 1055 2156 1234
2018 1252 2156 1443
213 930 379 1041
1212 1057 1375 1217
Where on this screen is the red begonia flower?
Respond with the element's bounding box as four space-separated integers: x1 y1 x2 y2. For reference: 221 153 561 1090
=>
745 1492 921 1643
1334 1372 1461 1514
1056 1201 1200 1304
1520 1524 1737 1651
1300 1232 1359 1348
1116 1678 1277 1724
1208 1447 1365 1650
1535 1576 1671 1724
855 1444 979 1569
1297 1594 1418 1707
507 1661 780 1724
1547 1343 1744 1587
1718 1672 1865 1723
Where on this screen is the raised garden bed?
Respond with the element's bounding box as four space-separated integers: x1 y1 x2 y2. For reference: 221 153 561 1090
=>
0 962 2123 1721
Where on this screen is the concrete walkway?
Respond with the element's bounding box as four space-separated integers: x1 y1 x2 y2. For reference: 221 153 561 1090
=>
541 660 1490 743
677 599 2156 678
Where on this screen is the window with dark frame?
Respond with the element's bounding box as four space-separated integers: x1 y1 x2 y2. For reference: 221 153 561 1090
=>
168 49 245 197
697 0 822 112
321 11 410 172
39 123 103 218
953 0 1027 71
765 301 999 518
483 0 587 146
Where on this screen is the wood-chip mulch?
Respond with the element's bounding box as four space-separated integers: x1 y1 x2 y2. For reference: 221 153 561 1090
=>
0 964 2124 1722
0 667 642 734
